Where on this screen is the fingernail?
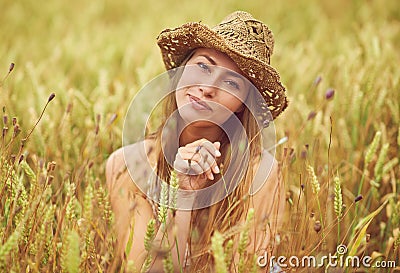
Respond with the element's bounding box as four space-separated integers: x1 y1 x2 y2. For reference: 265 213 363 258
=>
210 173 214 180
214 165 220 173
215 150 221 157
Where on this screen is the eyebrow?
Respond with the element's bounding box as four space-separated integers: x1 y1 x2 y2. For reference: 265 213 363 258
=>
225 70 245 81
199 54 217 65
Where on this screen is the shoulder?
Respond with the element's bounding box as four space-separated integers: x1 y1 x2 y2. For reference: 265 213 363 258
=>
250 149 279 196
250 149 285 227
106 139 156 189
246 151 285 254
105 143 140 182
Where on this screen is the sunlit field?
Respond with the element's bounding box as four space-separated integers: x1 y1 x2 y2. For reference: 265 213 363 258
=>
1 0 399 272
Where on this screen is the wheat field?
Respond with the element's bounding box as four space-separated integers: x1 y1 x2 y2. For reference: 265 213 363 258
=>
1 0 399 272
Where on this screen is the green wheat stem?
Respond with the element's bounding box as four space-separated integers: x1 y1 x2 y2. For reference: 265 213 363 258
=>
174 236 184 273
306 164 325 240
158 181 169 232
334 176 343 244
354 131 381 235
358 131 381 196
337 218 340 246
354 172 365 212
316 197 325 239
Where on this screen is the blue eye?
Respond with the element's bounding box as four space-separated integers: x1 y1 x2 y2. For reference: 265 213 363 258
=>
197 62 211 73
225 80 240 90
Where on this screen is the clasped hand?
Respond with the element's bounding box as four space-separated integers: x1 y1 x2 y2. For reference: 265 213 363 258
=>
173 139 221 190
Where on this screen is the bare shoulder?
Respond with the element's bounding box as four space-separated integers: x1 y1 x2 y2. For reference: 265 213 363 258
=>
105 143 138 186
106 139 156 190
246 150 285 254
250 149 280 196
251 149 285 227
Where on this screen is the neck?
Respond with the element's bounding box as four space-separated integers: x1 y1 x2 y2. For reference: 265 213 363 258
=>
178 120 224 146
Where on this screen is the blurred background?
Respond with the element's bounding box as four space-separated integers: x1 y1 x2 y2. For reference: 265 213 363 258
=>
1 0 399 271
2 0 399 148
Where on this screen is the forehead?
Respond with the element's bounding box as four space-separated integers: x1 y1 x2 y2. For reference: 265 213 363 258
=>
189 48 244 75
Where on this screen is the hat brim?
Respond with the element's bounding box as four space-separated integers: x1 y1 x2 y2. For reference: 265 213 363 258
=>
157 22 288 119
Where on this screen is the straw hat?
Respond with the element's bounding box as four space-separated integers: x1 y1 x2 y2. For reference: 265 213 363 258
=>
157 11 288 120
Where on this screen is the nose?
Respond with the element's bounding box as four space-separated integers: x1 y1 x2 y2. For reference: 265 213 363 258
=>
200 85 217 98
199 72 221 98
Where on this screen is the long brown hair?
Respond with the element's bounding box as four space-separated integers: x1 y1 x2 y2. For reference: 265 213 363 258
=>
148 52 263 272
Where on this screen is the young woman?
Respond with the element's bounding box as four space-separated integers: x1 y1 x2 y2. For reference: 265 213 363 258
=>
106 11 288 272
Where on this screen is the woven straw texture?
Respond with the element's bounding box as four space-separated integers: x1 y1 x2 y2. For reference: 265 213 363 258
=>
157 11 288 120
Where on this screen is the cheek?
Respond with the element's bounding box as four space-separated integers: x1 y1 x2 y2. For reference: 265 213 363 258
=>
220 93 246 113
231 100 245 113
175 89 186 107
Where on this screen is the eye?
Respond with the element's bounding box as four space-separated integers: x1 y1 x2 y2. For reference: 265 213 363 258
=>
197 62 211 73
224 79 240 90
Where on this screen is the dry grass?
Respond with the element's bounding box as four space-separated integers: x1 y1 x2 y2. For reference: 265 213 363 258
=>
1 0 399 272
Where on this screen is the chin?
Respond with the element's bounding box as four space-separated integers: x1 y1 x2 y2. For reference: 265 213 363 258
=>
177 100 235 129
180 114 231 129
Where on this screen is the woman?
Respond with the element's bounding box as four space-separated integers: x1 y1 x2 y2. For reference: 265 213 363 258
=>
106 11 288 272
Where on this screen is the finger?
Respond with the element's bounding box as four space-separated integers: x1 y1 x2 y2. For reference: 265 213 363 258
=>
196 152 214 180
210 160 220 175
177 140 221 178
198 148 216 174
212 142 221 174
185 138 209 148
179 149 215 179
179 142 219 162
179 151 202 162
200 141 221 157
186 161 204 175
178 145 209 159
176 146 213 178
188 143 220 176
210 142 221 174
186 139 220 156
174 157 204 175
174 149 215 180
183 139 221 158
213 141 221 152
173 153 187 174
178 145 200 154
199 146 221 174
181 148 213 178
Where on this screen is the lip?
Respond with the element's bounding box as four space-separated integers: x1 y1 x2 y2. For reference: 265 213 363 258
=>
188 95 213 111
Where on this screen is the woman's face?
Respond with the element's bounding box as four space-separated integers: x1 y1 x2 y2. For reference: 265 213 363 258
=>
175 48 250 127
